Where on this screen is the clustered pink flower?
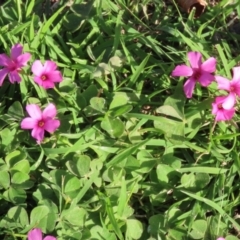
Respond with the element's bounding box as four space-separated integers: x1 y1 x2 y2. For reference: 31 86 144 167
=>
171 51 216 98
0 43 64 142
21 103 60 144
212 67 240 121
28 228 56 240
211 96 235 121
0 43 31 85
215 67 240 109
32 60 63 89
216 238 225 240
171 51 240 122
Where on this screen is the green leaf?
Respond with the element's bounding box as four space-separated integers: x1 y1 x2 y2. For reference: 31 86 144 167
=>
109 105 133 117
5 187 26 204
149 214 165 235
153 117 185 144
179 167 228 174
168 227 187 239
7 206 29 226
1 128 15 146
109 94 128 109
93 63 111 77
30 206 49 225
66 156 91 178
5 150 26 168
8 101 24 119
77 155 91 176
181 173 195 188
190 219 207 239
100 193 124 240
126 219 143 239
195 173 210 189
181 190 240 231
109 56 123 69
81 85 99 104
0 171 10 189
71 170 99 207
90 226 116 240
64 176 81 196
26 0 35 18
106 140 148 167
226 236 239 240
37 200 58 232
101 116 125 138
90 97 106 112
156 164 174 184
155 105 183 120
11 171 33 189
128 54 150 87
11 160 30 174
63 207 87 227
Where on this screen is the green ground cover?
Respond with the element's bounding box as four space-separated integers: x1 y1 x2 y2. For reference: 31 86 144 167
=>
0 0 240 239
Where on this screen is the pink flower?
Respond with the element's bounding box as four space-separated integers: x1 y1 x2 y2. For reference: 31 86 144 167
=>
31 60 63 89
212 96 235 121
215 67 240 109
21 103 60 143
0 43 31 86
216 238 225 240
28 228 56 240
171 51 216 98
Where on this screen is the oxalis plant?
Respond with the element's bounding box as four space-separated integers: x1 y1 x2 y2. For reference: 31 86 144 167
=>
1 0 240 240
0 47 237 240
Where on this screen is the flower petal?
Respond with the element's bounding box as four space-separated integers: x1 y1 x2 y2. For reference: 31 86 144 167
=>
231 79 240 96
215 76 231 91
183 78 196 98
42 103 57 119
43 60 57 72
171 65 193 77
222 93 236 110
211 102 218 115
216 109 235 121
44 119 60 133
27 228 43 240
21 117 37 129
43 236 57 240
201 57 217 73
232 66 240 81
47 71 63 82
10 44 23 60
16 53 31 67
32 60 44 76
31 127 45 142
9 71 21 83
26 104 42 119
33 76 44 86
0 54 11 67
198 72 214 87
0 68 9 86
187 52 202 69
213 96 226 105
33 77 55 89
41 80 55 89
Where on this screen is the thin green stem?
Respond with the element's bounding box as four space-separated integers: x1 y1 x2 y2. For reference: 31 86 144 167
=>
53 87 80 110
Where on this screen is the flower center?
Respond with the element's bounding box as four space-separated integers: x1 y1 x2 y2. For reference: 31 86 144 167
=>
41 75 47 81
218 104 223 109
230 86 235 92
38 120 45 127
8 61 18 72
193 71 201 81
